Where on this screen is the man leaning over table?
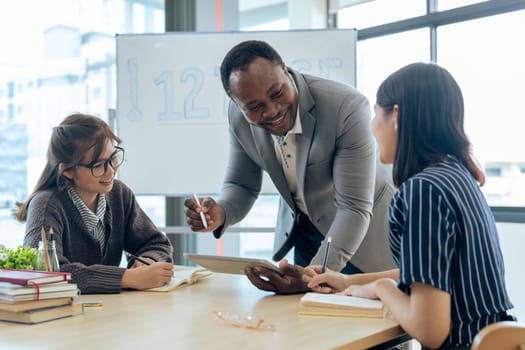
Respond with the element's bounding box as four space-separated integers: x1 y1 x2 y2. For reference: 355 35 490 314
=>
184 40 396 294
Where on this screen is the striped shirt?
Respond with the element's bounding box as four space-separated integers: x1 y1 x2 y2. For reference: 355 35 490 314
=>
389 155 513 346
67 185 107 252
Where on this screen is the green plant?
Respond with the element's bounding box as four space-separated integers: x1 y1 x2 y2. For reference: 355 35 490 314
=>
0 245 39 270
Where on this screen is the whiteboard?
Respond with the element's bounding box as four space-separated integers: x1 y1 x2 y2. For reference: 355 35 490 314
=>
116 29 356 195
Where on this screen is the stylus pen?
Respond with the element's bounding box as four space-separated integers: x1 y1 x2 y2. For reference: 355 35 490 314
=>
193 193 208 229
124 251 151 266
321 237 332 273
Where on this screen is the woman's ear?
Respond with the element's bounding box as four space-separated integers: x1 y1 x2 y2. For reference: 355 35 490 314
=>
392 104 399 114
59 163 74 180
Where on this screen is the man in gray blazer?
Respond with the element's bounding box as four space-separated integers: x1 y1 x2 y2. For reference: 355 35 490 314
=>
185 40 395 293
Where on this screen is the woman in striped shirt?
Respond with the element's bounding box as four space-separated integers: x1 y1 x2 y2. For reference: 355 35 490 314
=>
305 62 514 349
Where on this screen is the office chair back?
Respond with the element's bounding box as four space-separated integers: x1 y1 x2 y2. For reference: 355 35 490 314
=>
471 321 525 350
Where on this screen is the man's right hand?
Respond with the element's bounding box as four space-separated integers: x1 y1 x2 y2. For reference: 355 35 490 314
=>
184 196 225 232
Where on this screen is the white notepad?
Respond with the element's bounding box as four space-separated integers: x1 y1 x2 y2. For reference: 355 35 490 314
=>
146 265 212 292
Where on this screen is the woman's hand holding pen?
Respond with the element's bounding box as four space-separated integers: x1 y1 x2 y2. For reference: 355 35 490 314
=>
184 196 225 232
307 268 401 294
121 262 174 290
303 266 350 294
130 256 155 268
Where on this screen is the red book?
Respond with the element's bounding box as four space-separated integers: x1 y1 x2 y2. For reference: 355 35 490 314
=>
0 269 71 286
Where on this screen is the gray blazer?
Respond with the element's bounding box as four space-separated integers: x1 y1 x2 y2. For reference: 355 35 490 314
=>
214 68 396 272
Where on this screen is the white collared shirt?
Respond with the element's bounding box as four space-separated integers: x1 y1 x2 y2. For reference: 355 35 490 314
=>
272 111 308 215
67 185 107 251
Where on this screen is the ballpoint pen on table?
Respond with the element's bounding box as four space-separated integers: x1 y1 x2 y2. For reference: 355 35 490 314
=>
321 236 332 273
193 193 208 229
124 251 151 266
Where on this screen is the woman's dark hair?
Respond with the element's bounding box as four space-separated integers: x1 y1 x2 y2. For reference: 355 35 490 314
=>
14 113 121 221
376 62 484 187
220 40 285 97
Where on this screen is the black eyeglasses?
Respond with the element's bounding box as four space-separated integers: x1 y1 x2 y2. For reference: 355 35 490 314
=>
76 146 125 177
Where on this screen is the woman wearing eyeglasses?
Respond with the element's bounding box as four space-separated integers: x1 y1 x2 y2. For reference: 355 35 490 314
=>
15 113 174 294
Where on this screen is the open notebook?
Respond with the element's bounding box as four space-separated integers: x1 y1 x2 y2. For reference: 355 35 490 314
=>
299 292 384 318
146 265 212 292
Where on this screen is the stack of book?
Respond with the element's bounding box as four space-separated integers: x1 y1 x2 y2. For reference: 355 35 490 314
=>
0 269 82 324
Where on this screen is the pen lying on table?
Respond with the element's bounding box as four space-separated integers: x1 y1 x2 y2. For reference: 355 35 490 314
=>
124 251 151 266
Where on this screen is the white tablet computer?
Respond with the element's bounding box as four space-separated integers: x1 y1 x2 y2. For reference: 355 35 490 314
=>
184 253 283 275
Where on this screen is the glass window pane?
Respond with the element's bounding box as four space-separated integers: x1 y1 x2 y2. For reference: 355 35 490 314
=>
242 20 289 31
438 10 525 206
239 0 289 31
438 0 489 11
136 196 166 227
356 29 430 111
338 0 426 30
238 195 280 261
0 0 165 248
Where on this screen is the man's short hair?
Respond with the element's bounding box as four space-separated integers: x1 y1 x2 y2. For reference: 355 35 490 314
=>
220 40 285 96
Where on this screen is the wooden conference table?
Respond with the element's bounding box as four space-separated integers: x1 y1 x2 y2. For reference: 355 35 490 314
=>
0 273 409 349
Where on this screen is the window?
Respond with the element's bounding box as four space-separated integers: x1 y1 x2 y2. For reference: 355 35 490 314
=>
485 167 503 177
438 0 489 11
239 0 289 30
0 0 164 249
238 195 280 261
338 1 525 207
356 29 430 109
338 0 425 29
438 10 525 206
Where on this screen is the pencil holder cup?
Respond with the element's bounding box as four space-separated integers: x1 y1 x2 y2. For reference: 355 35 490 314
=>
36 241 60 272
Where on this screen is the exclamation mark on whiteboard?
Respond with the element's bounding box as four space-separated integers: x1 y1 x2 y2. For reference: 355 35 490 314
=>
127 57 142 122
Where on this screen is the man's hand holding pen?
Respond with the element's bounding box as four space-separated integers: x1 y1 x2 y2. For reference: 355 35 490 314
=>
184 196 225 232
